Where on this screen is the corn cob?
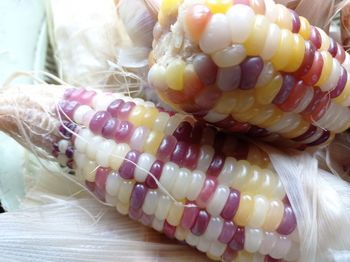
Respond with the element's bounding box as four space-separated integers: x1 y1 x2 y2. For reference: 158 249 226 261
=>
52 87 300 261
148 0 350 148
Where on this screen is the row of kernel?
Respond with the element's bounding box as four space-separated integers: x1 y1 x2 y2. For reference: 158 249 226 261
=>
61 89 334 151
73 122 285 201
67 96 273 172
80 162 298 260
229 0 348 64
73 129 296 236
181 3 350 93
76 162 298 261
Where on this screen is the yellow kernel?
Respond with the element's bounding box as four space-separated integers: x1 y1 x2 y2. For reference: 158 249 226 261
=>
271 29 294 70
255 74 283 105
262 199 284 231
118 180 135 204
315 52 333 87
167 202 184 226
247 146 265 167
116 201 129 215
233 193 254 226
283 34 306 72
233 104 262 122
129 105 146 127
259 108 283 128
144 131 165 155
143 107 159 129
212 92 237 114
230 160 252 189
244 15 270 56
159 0 183 26
165 60 186 91
83 160 97 182
274 4 292 31
299 16 311 39
236 251 254 262
334 79 350 104
318 27 330 51
231 90 255 113
206 0 232 13
281 120 310 139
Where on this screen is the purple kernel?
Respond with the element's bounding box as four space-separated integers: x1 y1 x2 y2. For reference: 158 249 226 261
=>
218 221 237 244
181 202 200 230
183 144 200 170
216 65 241 91
173 121 193 143
239 57 264 90
65 146 74 158
107 99 124 118
163 221 176 238
273 74 296 105
170 141 189 166
294 41 316 77
228 226 245 251
207 154 225 177
118 101 136 120
89 111 112 135
157 135 177 161
101 118 120 139
193 54 218 85
130 184 147 209
145 160 164 189
222 247 238 262
191 210 210 236
328 37 338 57
309 26 322 49
221 189 240 220
290 10 301 33
129 207 143 221
118 150 140 179
196 177 217 208
293 125 317 142
114 121 134 142
330 66 347 98
276 204 297 235
306 130 330 146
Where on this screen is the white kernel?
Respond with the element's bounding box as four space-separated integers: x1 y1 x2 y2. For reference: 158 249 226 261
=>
109 143 130 170
171 168 192 200
226 5 255 43
96 139 116 167
244 227 264 253
134 153 156 183
73 105 93 124
187 170 205 201
142 190 159 215
199 14 231 54
106 171 122 196
207 185 230 217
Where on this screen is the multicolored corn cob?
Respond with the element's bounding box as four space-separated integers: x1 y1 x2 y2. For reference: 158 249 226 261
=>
54 87 299 261
148 0 350 148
